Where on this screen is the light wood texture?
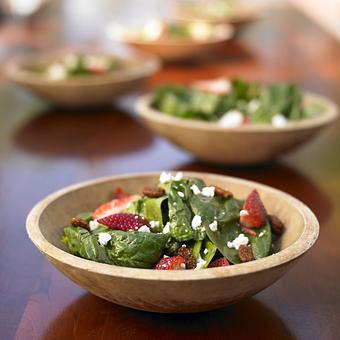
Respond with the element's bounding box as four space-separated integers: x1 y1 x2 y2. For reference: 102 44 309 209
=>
26 172 318 313
5 51 161 107
137 94 338 165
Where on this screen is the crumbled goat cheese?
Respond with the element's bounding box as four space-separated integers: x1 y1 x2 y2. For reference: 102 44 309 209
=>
149 220 160 229
190 184 201 195
208 220 218 232
195 255 206 270
191 215 202 230
271 114 288 128
163 222 170 234
259 230 266 238
203 248 209 254
240 209 249 217
47 63 67 81
159 171 183 183
89 220 100 231
218 110 244 128
180 263 186 269
194 78 231 95
98 233 112 246
201 186 215 197
227 233 249 250
178 191 185 198
138 225 151 233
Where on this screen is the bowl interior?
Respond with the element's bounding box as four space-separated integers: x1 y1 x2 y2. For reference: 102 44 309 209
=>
35 172 315 272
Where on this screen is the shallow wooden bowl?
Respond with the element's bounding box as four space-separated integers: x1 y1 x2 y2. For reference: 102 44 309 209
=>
5 51 160 107
27 172 319 313
112 25 233 62
136 94 338 165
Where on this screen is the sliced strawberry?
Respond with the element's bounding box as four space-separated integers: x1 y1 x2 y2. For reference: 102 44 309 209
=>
208 257 229 268
154 256 186 270
98 213 150 231
240 189 267 228
92 195 138 220
114 186 128 199
242 226 257 236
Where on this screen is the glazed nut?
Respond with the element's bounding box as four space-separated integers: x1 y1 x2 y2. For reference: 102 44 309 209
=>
268 214 285 236
213 186 233 199
176 246 197 269
70 218 90 231
142 186 166 198
238 245 254 262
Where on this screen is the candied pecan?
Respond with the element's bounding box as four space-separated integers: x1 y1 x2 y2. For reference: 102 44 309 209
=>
176 246 197 269
142 186 166 198
213 185 233 199
70 218 90 231
268 214 285 236
238 245 254 262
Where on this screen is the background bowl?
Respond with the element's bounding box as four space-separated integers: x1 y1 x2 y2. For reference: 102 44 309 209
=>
26 172 319 313
5 51 161 107
111 24 234 62
136 93 338 165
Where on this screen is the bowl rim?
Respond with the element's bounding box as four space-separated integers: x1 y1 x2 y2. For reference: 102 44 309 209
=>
136 93 339 133
26 171 319 282
5 50 161 88
111 24 234 47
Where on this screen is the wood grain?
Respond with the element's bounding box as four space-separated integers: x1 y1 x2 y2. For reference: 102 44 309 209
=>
0 6 340 340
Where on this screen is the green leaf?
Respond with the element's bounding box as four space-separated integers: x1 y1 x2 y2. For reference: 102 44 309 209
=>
248 222 272 259
201 239 217 268
107 231 169 268
76 211 93 222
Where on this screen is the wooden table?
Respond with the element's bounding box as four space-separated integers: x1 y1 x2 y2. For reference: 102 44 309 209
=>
1 8 340 340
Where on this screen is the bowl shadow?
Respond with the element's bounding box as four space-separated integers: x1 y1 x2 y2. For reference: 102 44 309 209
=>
12 106 153 158
43 293 296 340
175 160 332 226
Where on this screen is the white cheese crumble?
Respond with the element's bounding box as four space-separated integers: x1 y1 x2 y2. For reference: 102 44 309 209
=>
240 209 249 217
180 263 186 269
259 230 266 238
208 220 218 232
227 233 249 250
178 191 185 198
190 184 201 195
138 225 151 233
201 186 215 197
89 220 100 231
188 22 211 41
98 232 112 246
47 63 67 81
191 215 202 230
218 110 244 128
159 171 183 184
195 255 206 270
149 220 160 229
193 78 231 95
271 114 288 128
203 248 209 254
163 222 170 234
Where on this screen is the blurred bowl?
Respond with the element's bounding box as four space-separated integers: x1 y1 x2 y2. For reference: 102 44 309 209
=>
27 171 319 313
110 24 234 62
136 93 338 165
5 51 161 107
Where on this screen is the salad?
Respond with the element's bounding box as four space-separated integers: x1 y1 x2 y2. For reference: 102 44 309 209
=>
108 19 223 43
63 173 284 270
29 53 123 81
151 78 326 127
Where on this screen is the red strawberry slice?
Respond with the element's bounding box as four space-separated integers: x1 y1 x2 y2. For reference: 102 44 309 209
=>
154 256 186 270
240 189 267 228
92 195 138 220
208 257 229 268
98 213 150 231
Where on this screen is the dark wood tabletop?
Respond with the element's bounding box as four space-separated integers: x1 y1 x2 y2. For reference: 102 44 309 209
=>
1 6 340 340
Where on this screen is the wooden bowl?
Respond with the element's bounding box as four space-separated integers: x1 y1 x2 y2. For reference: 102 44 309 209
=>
26 172 319 313
5 51 161 107
110 25 234 62
136 94 338 165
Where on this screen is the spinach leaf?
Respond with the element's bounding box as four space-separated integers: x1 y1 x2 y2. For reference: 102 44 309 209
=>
63 226 113 264
76 211 93 222
107 231 169 268
201 239 217 268
248 222 272 259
